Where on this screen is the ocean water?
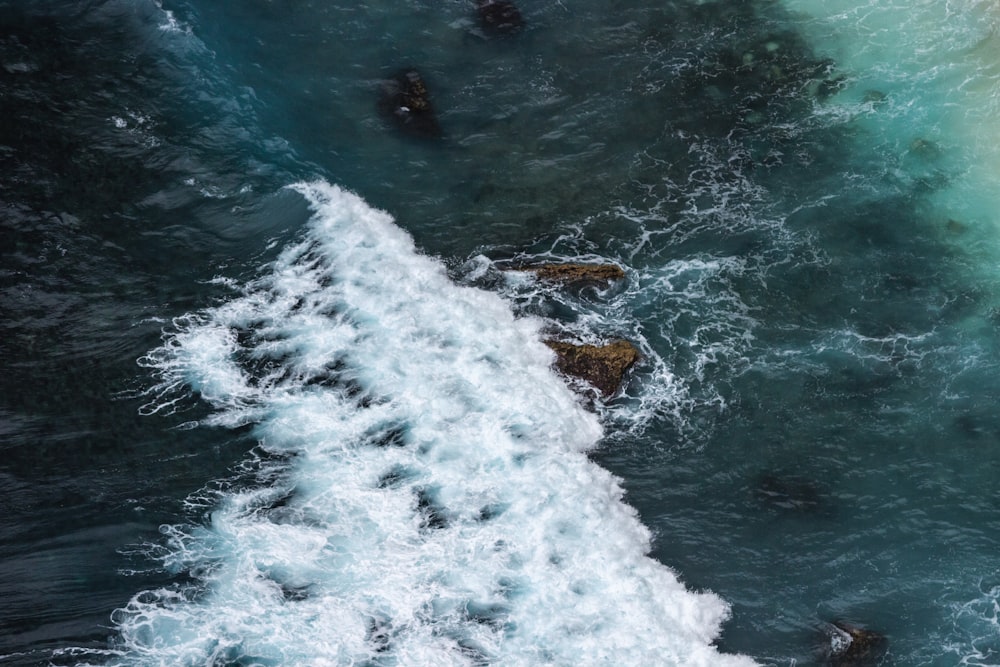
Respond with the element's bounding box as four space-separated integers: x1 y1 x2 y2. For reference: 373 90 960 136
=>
3 0 1000 665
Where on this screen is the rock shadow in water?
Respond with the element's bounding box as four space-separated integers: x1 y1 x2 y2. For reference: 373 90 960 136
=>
753 471 836 518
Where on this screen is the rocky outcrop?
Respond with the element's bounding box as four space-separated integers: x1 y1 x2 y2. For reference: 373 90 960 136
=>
828 622 887 666
515 263 625 290
477 0 524 34
545 339 639 398
378 68 442 138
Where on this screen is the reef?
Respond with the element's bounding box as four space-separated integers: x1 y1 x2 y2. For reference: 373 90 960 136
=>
378 68 442 138
545 339 639 398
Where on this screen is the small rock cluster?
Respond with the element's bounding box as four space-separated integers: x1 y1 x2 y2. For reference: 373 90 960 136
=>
520 262 637 399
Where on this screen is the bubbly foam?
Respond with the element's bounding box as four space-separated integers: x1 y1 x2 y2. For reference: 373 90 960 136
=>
115 182 755 666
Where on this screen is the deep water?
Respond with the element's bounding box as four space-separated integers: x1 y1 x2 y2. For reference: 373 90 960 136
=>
3 0 1000 665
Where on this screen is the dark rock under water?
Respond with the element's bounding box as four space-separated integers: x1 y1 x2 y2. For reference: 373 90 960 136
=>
826 622 888 666
477 0 524 35
377 68 442 138
753 472 834 517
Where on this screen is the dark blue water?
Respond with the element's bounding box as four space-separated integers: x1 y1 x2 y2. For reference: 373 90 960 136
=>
3 0 1000 664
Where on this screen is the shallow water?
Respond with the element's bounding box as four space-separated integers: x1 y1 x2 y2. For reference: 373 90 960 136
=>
3 0 1000 665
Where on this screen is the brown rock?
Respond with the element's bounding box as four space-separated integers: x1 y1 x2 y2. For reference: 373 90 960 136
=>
545 340 639 397
516 263 625 289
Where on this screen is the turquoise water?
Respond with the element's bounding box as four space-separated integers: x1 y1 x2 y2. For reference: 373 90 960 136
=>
3 0 1000 664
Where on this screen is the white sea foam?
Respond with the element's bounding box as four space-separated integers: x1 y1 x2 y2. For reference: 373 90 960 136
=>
117 181 756 666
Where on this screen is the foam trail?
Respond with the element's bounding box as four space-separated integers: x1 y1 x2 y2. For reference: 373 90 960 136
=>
115 181 755 666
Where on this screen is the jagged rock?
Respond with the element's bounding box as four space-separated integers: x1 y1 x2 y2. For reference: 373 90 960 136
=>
828 622 888 666
378 68 442 138
515 263 626 289
545 340 639 398
477 0 524 34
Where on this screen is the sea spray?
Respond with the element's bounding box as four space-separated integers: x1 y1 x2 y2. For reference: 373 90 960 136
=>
113 181 755 666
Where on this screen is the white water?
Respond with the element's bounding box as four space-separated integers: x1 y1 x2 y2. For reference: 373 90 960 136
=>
112 182 755 666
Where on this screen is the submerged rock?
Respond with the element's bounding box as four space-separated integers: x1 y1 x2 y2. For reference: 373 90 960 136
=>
477 0 524 34
862 89 888 106
815 74 847 101
514 262 626 289
946 218 966 234
908 137 941 160
754 472 833 517
378 68 442 138
545 339 639 398
827 622 888 666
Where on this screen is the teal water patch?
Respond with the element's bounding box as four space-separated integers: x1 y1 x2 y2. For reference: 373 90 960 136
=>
779 0 1000 276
